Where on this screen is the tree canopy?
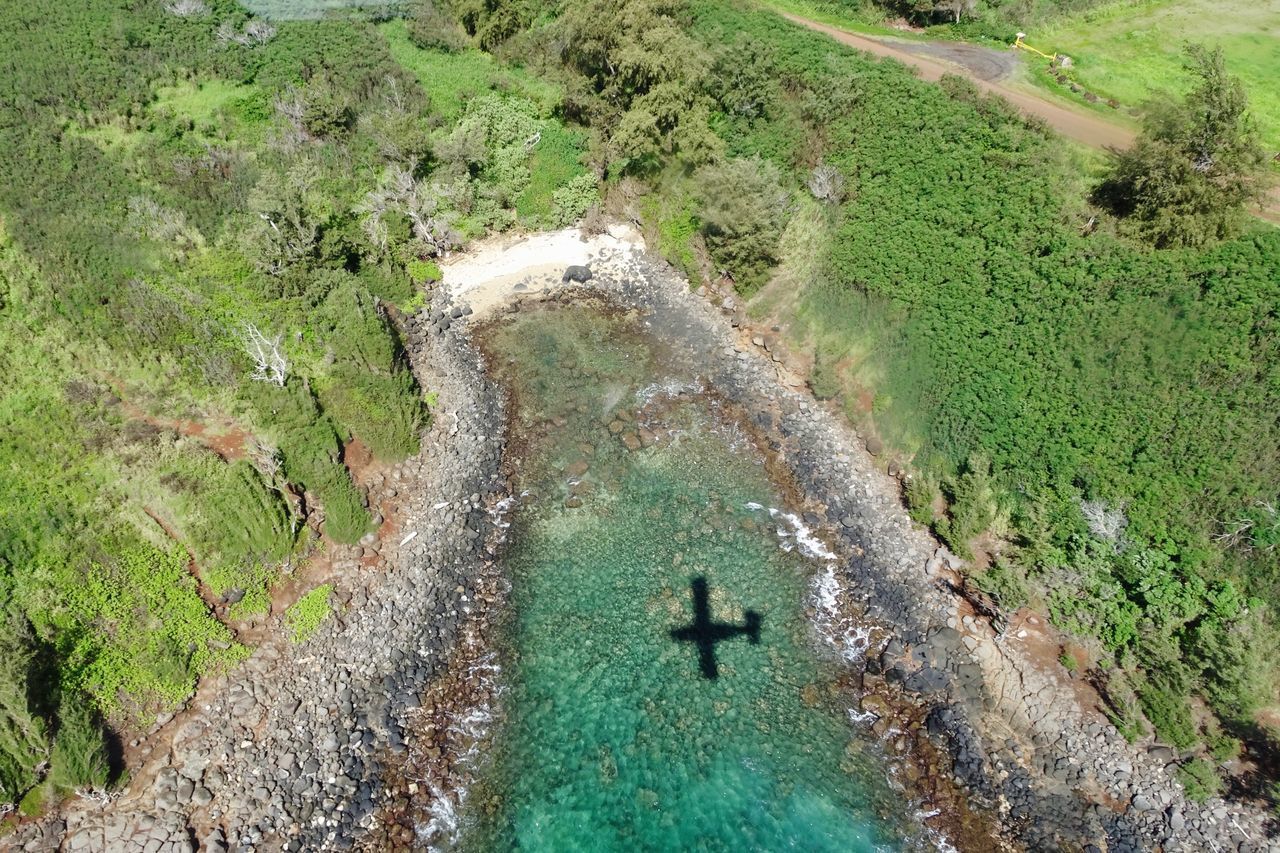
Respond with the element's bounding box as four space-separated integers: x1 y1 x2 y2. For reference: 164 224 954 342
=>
1097 44 1269 248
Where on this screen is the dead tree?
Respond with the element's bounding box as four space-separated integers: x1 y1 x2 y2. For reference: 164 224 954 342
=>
243 323 288 386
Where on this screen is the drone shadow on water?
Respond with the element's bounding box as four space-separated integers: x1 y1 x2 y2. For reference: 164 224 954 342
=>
670 576 762 680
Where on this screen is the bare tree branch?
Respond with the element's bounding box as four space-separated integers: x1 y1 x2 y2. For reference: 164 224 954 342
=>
808 162 846 205
216 18 276 47
357 166 463 258
1081 498 1128 550
242 323 288 387
165 0 208 16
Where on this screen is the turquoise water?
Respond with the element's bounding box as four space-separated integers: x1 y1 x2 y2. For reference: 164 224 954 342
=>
465 305 909 851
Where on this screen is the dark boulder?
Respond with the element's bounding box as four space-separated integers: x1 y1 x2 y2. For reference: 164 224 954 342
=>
562 264 593 283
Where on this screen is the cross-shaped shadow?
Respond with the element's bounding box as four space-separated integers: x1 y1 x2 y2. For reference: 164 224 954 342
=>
670 576 761 679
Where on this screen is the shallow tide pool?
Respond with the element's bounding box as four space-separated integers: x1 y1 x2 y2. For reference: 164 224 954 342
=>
463 304 913 851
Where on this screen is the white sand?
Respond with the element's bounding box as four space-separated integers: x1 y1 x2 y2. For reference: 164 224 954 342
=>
440 224 645 317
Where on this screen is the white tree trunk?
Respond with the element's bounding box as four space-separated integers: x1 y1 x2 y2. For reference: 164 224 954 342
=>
243 323 288 387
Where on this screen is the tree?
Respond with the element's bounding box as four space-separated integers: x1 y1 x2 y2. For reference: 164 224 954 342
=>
408 0 469 53
48 696 109 796
808 163 847 206
694 156 790 293
934 0 976 23
245 161 323 275
1097 45 1268 248
165 0 207 16
708 35 775 119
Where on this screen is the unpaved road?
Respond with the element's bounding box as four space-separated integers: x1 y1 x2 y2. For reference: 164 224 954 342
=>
779 12 1280 222
780 12 1135 149
894 39 1020 84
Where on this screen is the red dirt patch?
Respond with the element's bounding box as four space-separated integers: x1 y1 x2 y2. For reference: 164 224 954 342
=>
343 436 376 479
1005 608 1106 717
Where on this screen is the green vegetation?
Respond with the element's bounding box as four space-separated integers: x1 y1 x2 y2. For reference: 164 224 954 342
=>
242 0 402 19
1176 757 1225 803
1039 0 1280 151
48 700 111 796
1 0 1276 817
286 584 334 642
0 0 592 813
0 609 48 806
694 157 792 293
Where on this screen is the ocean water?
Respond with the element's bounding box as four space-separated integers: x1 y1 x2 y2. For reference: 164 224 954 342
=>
463 304 910 851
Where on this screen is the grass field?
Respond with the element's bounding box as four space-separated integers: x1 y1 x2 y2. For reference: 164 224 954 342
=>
379 20 562 120
1037 0 1280 150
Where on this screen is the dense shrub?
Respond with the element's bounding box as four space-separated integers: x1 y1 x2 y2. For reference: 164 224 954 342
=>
313 277 426 460
408 0 469 52
0 608 49 806
48 697 110 795
937 457 1002 559
1176 758 1224 803
251 381 370 544
0 0 597 816
694 156 790 293
671 1 1280 748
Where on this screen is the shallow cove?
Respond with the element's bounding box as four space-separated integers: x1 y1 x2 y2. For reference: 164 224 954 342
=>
464 301 915 850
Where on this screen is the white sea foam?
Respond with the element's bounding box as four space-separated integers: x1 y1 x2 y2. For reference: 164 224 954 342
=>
423 781 460 850
811 564 874 663
927 829 960 853
769 508 837 561
486 491 526 535
420 646 506 850
847 706 877 726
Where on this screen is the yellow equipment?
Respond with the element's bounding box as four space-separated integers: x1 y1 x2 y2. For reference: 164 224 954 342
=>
1013 32 1060 63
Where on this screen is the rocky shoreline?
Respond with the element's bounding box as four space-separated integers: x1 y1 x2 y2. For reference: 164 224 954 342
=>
448 242 1275 852
8 233 1274 852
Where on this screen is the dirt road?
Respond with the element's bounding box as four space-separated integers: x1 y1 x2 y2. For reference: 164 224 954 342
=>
779 12 1280 221
780 12 1135 149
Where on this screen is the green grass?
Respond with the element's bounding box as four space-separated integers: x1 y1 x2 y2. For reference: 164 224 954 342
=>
285 584 333 643
153 80 252 124
640 189 701 284
516 123 590 224
1037 0 1280 150
380 20 562 122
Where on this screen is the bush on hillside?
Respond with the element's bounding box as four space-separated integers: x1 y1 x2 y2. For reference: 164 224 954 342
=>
1096 44 1268 248
409 0 469 52
0 607 48 806
694 156 790 294
48 695 109 795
